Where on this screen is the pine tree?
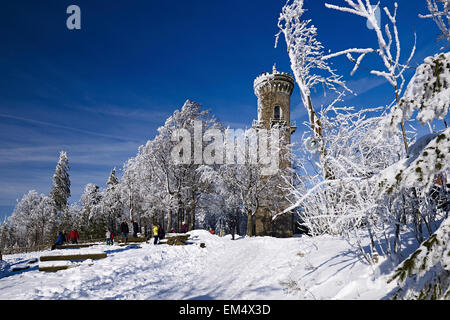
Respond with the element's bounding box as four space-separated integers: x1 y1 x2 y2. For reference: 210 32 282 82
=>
107 168 119 187
103 167 123 233
50 151 71 213
79 183 103 238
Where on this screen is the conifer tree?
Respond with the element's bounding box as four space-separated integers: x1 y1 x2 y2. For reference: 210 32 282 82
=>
50 151 71 213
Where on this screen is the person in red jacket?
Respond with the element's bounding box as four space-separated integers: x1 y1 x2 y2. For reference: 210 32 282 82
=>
68 229 80 244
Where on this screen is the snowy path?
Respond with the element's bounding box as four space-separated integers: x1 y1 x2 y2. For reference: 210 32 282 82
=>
0 230 394 300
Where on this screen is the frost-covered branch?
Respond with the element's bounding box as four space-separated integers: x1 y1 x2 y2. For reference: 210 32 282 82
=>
276 0 351 147
380 52 450 137
324 0 416 152
419 0 450 46
324 1 415 93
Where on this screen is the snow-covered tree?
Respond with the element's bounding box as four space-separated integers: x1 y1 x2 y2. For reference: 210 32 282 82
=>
118 100 222 233
0 220 14 250
387 216 450 300
282 91 446 264
276 0 350 179
59 202 81 234
323 0 416 152
101 168 124 233
50 151 71 213
380 52 450 137
202 125 292 236
78 183 103 238
107 167 119 187
8 190 55 246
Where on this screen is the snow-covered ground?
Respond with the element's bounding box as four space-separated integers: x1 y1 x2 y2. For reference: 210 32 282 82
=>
0 230 399 300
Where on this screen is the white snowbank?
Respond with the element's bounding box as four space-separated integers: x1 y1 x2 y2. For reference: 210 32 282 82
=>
0 231 399 300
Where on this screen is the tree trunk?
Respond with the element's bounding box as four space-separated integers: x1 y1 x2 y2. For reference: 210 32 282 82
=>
160 210 165 231
128 191 133 221
186 208 191 231
306 95 334 180
177 206 184 232
235 209 241 236
247 210 253 237
190 207 195 231
167 210 173 233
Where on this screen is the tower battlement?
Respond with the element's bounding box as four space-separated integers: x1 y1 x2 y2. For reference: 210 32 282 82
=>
253 67 294 97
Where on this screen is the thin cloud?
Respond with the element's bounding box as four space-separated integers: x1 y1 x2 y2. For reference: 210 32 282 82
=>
0 113 141 143
0 142 140 165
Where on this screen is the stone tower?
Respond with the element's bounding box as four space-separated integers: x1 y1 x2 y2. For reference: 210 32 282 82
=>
252 65 296 238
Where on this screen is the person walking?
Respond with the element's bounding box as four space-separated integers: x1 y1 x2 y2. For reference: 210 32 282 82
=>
158 224 165 240
132 220 139 238
180 222 187 233
62 231 68 243
106 230 111 245
51 231 65 250
120 220 129 239
152 224 159 245
230 217 236 240
68 229 79 244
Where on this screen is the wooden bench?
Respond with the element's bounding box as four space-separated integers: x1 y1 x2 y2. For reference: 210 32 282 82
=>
38 265 81 272
40 253 107 262
116 237 148 243
164 234 191 246
54 244 93 249
39 253 107 272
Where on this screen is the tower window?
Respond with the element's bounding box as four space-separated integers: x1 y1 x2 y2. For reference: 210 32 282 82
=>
274 106 281 120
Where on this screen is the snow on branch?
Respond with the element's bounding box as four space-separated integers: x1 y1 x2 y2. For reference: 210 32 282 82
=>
419 0 450 45
387 216 450 300
324 0 416 96
276 0 352 110
380 52 450 137
374 127 450 197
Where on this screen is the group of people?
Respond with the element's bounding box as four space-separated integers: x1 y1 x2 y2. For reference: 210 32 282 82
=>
51 229 80 250
118 220 166 245
51 220 201 250
119 219 140 239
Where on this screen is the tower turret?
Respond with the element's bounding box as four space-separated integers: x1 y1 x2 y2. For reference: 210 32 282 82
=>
253 65 296 137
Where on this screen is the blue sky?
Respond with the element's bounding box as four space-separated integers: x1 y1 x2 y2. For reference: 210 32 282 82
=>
0 0 447 221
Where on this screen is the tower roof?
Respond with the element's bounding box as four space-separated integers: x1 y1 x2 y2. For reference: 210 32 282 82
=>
253 67 294 97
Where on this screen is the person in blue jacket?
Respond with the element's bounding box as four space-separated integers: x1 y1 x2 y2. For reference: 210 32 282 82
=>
51 231 65 250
